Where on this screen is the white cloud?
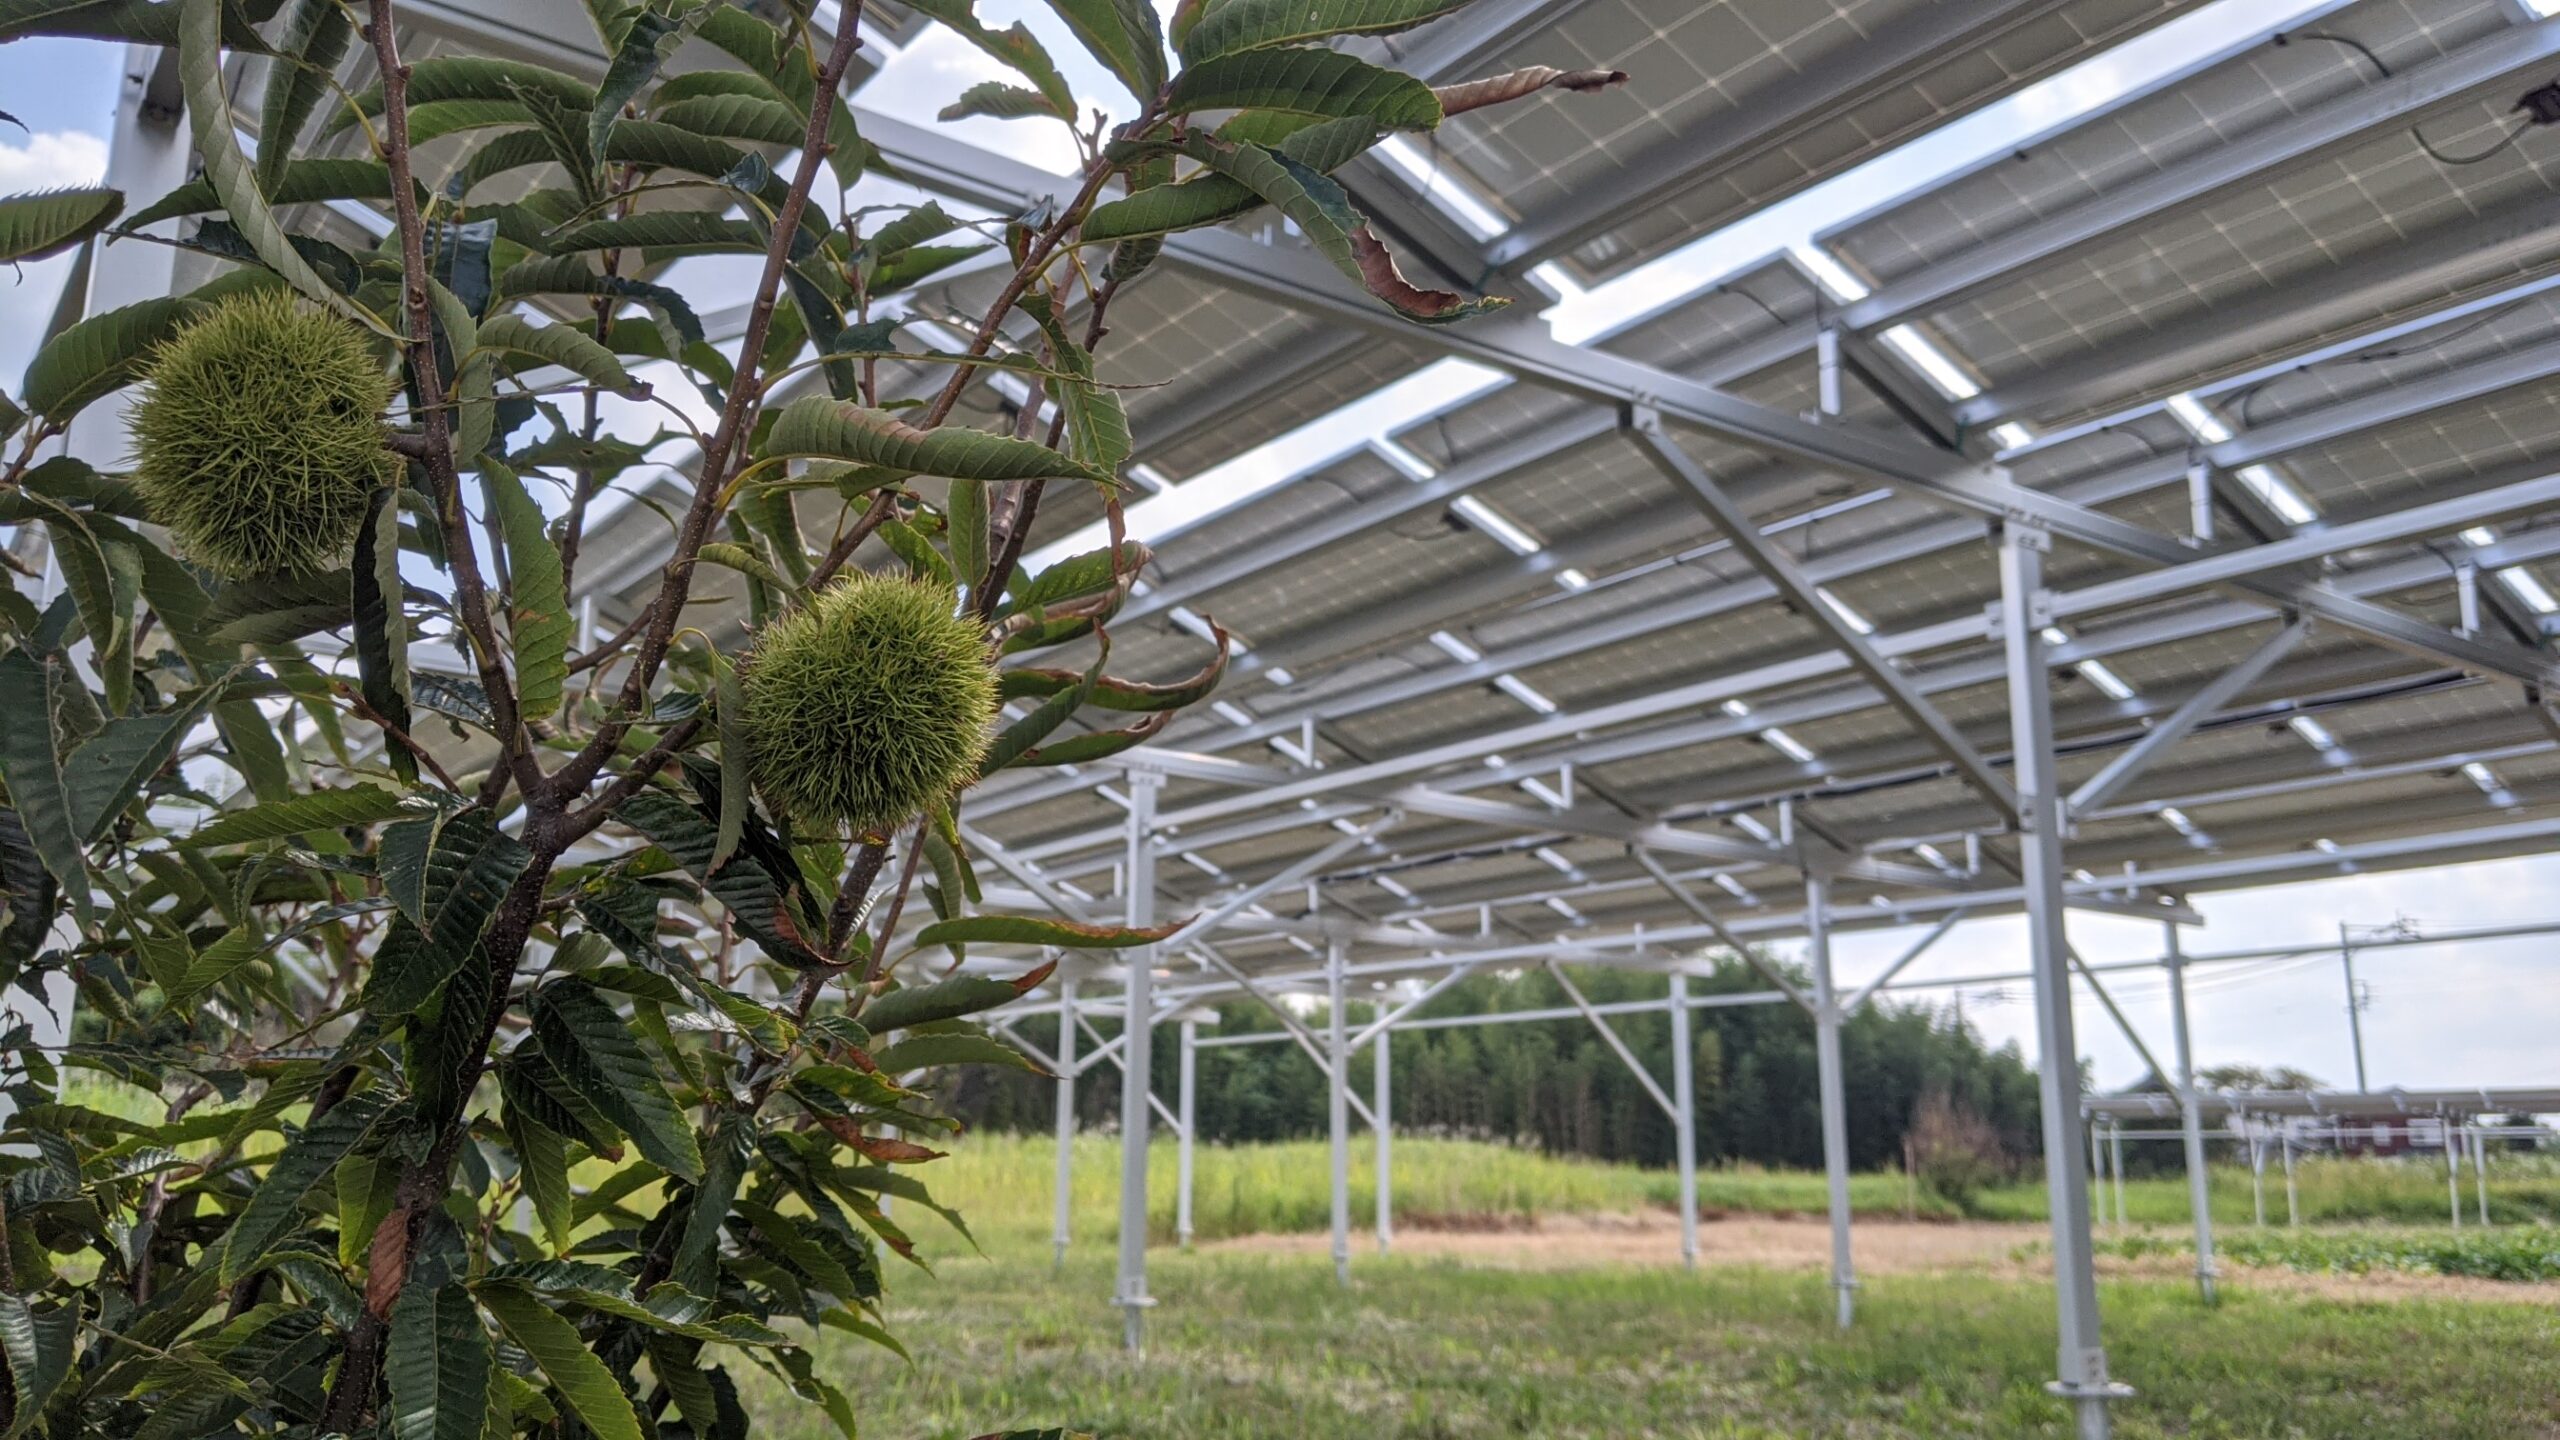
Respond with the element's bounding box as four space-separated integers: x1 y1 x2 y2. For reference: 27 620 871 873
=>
0 128 107 192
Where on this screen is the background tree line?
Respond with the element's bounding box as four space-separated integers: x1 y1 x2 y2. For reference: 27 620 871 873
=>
939 958 2047 1172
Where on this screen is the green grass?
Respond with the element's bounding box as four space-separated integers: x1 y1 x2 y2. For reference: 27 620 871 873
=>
728 1145 2560 1440
1978 1154 2560 1226
2102 1225 2560 1283
752 1257 2560 1438
923 1134 1965 1243
918 1132 2560 1241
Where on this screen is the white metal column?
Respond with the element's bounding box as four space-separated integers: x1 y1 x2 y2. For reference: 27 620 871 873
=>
1374 1025 1394 1254
2109 1125 2127 1228
1113 772 1162 1352
2163 925 2218 1302
1327 940 1352 1286
2446 1125 2463 1228
1176 1015 1198 1250
1053 978 1078 1270
1999 522 2123 1439
1807 875 1856 1329
1670 971 1699 1270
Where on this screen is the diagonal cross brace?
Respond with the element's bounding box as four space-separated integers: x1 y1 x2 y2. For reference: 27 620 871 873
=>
1631 414 2022 822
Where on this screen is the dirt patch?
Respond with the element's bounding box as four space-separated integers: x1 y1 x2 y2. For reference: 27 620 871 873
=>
1208 1214 2560 1303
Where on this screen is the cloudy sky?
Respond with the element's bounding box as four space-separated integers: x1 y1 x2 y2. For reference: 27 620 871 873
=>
5 3 2553 1097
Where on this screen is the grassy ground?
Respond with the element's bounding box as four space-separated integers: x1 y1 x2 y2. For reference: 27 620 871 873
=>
919 1132 2560 1238
731 1223 2560 1440
724 1137 2560 1439
2102 1225 2560 1282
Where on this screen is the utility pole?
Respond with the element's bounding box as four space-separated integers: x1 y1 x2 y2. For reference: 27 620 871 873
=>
2339 923 2370 1092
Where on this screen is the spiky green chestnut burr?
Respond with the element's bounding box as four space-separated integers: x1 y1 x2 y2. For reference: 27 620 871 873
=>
129 290 395 578
742 573 997 833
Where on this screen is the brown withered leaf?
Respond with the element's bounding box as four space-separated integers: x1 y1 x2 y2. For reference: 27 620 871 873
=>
1434 66 1629 118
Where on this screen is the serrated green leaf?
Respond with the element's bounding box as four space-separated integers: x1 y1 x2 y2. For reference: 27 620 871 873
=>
906 0 1075 118
481 458 569 720
503 1106 575 1256
616 791 828 969
547 211 766 257
0 185 120 263
165 925 265 1004
404 98 538 146
600 119 754 188
387 1281 491 1440
200 568 352 646
709 650 748 873
998 540 1149 617
862 966 1055 1033
129 156 390 228
473 313 641 395
182 785 411 847
180 0 388 331
649 92 803 145
1181 131 1503 324
1017 292 1131 478
533 977 703 1180
255 0 352 192
365 806 531 1014
20 294 200 423
1167 47 1439 129
869 1030 1045 1074
493 254 704 346
476 1281 644 1440
589 6 701 156
762 395 1107 483
63 675 230 843
219 1089 389 1282
343 55 594 124
938 79 1061 122
914 913 1180 952
1177 0 1467 62
1045 0 1164 100
353 485 414 781
979 644 1100 776
0 1293 75 1440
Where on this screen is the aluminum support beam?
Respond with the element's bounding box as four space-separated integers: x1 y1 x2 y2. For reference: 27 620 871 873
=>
1349 963 1479 1052
1807 876 1857 1330
1161 231 2556 686
1831 20 2560 336
1843 910 1969 1014
2067 618 2313 818
1636 413 2019 819
2067 946 2174 1098
1375 1027 1394 1255
1327 941 1353 1286
1632 848 1816 1012
1176 1017 1198 1249
1546 963 1679 1121
2163 925 2218 1304
1053 979 1077 1269
1999 524 2121 1437
1113 773 1160 1353
1142 490 2560 840
1194 945 1380 1128
1670 972 1699 1270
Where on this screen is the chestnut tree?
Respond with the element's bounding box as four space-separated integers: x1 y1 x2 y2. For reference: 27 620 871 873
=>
0 0 1617 1435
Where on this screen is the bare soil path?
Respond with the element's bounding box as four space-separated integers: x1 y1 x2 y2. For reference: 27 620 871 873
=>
1207 1212 2560 1304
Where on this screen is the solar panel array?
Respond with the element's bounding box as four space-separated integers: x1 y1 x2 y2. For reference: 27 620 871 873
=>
357 0 2560 995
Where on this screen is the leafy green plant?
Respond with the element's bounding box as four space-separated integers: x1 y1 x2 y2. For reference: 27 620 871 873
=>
0 0 1614 1435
